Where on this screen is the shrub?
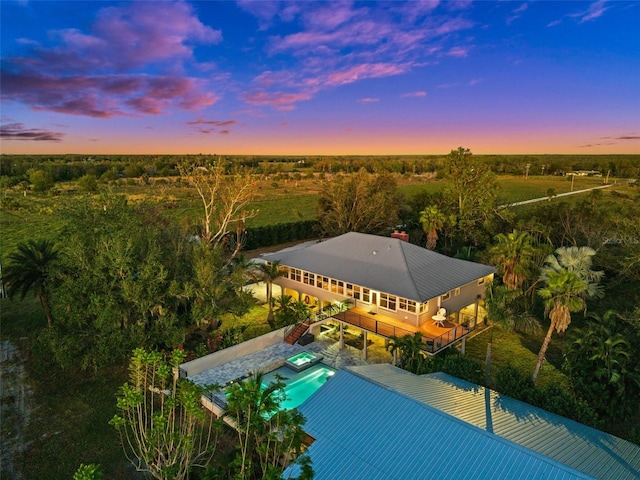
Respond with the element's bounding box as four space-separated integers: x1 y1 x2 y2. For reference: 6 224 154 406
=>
494 363 600 427
440 354 484 385
28 169 55 192
77 174 98 192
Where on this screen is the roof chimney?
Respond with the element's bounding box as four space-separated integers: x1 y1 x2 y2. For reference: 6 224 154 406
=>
391 230 409 242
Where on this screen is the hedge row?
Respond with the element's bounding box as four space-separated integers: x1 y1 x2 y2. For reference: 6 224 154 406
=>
244 219 320 250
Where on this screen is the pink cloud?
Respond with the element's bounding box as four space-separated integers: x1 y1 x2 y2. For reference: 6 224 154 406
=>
579 1 608 22
359 97 380 103
1 70 216 118
302 2 358 31
401 91 427 98
188 119 238 127
241 90 314 110
0 122 65 142
447 0 473 10
396 1 441 22
446 46 469 58
271 19 395 53
240 2 476 112
433 18 474 36
237 0 284 29
326 63 409 86
1 1 219 117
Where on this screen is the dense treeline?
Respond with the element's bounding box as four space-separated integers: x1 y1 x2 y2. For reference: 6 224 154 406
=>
244 220 319 250
2 153 639 187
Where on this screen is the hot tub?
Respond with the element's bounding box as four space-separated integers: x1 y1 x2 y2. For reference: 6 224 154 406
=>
284 351 323 372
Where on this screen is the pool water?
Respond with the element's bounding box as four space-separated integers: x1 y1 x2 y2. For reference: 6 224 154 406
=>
261 363 336 411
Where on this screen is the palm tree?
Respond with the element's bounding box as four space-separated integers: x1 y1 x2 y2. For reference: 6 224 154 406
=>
256 261 284 329
533 246 604 383
483 282 540 386
274 294 310 328
387 332 427 374
488 230 536 291
2 239 59 327
224 372 310 480
419 205 446 250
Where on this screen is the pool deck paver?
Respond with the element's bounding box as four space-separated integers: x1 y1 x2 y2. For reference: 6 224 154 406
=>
188 334 375 389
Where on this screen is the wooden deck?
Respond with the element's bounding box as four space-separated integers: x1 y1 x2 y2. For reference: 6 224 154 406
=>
333 306 472 354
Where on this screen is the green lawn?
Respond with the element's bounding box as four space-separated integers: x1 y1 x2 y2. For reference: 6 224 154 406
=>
464 325 569 389
496 175 606 204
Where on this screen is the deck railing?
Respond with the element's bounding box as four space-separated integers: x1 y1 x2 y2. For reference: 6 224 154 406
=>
312 299 354 322
333 310 415 340
333 309 477 354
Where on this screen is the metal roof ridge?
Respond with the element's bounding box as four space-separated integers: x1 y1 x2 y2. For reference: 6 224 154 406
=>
339 366 596 480
397 239 424 302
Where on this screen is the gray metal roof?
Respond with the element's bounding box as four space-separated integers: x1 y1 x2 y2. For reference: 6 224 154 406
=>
286 369 594 480
348 364 640 480
261 232 495 302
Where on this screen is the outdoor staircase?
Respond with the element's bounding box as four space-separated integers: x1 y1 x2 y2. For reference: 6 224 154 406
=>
285 323 309 345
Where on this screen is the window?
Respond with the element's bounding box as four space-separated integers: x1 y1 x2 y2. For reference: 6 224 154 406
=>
419 302 429 313
353 285 361 300
454 287 460 296
330 279 338 293
441 291 450 302
282 267 290 279
321 277 329 291
346 284 354 297
316 276 323 289
303 272 315 286
291 268 301 282
337 281 344 295
380 293 397 311
399 298 417 313
362 288 371 303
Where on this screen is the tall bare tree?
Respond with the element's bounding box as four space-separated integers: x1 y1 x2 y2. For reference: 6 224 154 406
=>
317 168 401 236
178 157 258 257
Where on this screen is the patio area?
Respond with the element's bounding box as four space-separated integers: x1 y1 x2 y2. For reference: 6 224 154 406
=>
333 306 476 354
188 332 389 390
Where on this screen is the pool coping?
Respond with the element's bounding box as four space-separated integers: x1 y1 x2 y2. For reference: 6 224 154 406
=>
284 352 324 373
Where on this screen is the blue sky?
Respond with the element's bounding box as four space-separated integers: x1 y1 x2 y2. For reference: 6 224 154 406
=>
1 0 639 155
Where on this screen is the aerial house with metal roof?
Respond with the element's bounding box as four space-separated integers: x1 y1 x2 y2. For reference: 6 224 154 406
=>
260 232 495 355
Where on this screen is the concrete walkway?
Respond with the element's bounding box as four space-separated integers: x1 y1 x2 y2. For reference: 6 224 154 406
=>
500 184 613 208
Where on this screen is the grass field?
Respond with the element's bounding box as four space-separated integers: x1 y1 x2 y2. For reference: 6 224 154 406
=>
1 172 626 259
464 326 569 389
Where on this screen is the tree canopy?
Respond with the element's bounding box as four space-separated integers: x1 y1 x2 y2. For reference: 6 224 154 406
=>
317 168 401 236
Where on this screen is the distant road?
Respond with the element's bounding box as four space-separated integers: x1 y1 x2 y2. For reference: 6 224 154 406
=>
500 184 614 208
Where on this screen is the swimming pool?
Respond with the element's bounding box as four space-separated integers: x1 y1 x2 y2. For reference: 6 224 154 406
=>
261 363 336 411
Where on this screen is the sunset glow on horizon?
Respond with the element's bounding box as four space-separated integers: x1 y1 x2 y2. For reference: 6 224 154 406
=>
1 1 639 156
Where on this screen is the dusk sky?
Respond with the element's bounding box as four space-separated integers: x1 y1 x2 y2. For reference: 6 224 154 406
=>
1 0 639 155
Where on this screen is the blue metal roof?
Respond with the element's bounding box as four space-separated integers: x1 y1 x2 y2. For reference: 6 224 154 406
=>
286 369 595 480
348 365 640 480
